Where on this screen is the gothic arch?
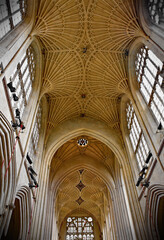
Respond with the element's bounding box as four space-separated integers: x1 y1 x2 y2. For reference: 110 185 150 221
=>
38 118 147 240
51 155 116 197
3 186 32 240
45 117 125 169
50 160 126 240
145 184 164 240
0 111 16 238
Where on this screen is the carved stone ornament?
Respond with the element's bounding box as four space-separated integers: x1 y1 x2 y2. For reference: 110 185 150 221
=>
76 180 86 191
76 197 84 205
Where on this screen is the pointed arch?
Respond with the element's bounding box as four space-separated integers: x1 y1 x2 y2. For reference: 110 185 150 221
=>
0 111 16 238
145 184 164 240
3 186 32 240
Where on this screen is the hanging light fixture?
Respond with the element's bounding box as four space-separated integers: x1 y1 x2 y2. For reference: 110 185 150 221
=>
12 93 19 101
7 81 16 92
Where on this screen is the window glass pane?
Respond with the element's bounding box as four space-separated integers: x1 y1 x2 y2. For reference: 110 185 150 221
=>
140 84 149 103
12 11 22 26
7 46 35 119
66 217 94 240
147 0 164 25
126 102 151 170
10 0 20 13
0 1 8 20
144 68 155 86
28 104 42 161
135 45 164 127
0 0 27 40
148 50 163 69
0 19 10 39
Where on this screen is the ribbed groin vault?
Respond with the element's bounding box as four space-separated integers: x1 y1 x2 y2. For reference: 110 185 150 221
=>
0 0 164 239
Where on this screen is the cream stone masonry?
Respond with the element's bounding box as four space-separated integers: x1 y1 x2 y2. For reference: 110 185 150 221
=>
0 0 164 240
32 0 146 135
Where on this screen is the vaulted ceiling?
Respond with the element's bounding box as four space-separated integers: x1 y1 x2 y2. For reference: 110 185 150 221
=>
32 0 144 137
50 136 115 175
55 169 108 226
32 0 143 226
50 136 117 226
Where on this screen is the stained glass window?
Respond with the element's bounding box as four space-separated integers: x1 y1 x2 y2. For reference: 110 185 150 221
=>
66 217 94 240
0 0 27 40
126 102 152 170
135 45 164 127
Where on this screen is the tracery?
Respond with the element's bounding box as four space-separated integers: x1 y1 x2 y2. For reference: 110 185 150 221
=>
66 217 94 240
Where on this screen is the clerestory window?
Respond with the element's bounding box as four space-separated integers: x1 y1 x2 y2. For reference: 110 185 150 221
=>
66 217 94 240
135 45 164 127
7 45 35 119
28 104 42 160
147 0 164 25
0 0 27 40
126 102 152 170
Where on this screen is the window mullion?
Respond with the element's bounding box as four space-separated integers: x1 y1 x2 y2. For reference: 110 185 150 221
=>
136 146 144 168
139 137 147 161
143 71 154 89
151 98 164 122
21 63 28 76
140 135 148 159
0 14 11 25
134 131 142 154
23 73 30 87
5 0 14 29
17 63 27 106
27 51 33 81
147 55 159 70
148 76 158 107
128 109 134 130
138 144 145 167
140 81 151 100
145 64 156 80
155 86 164 104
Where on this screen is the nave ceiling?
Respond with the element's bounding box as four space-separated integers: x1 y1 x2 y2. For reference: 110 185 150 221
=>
56 169 108 226
32 0 145 137
31 0 144 226
50 136 117 225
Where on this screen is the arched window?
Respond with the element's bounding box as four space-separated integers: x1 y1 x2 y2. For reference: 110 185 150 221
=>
28 104 42 160
126 102 152 170
0 0 27 40
66 216 94 240
147 0 164 25
7 45 35 118
135 45 164 127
